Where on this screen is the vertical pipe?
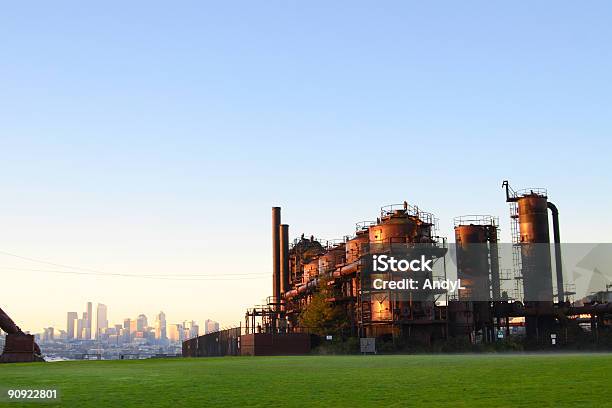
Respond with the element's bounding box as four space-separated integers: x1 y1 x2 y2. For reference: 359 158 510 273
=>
272 207 281 309
488 226 501 301
280 224 289 295
547 202 564 302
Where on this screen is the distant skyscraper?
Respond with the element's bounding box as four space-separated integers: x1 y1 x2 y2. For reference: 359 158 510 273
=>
96 304 108 339
136 314 147 332
123 318 132 342
167 323 184 343
155 311 167 340
184 321 199 338
85 302 93 340
205 319 219 334
80 310 91 340
66 312 78 339
76 318 84 340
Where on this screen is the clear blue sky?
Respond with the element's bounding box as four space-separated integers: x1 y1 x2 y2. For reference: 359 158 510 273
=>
1 1 611 332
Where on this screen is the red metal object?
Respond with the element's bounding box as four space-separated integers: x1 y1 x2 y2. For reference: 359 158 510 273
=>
0 306 44 363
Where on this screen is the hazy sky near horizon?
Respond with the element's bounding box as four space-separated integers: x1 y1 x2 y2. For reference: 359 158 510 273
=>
1 1 611 333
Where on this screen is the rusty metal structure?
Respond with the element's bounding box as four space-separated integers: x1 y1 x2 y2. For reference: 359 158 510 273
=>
503 181 564 340
356 204 447 341
239 183 611 350
246 202 451 346
452 215 501 342
0 306 44 363
454 215 501 301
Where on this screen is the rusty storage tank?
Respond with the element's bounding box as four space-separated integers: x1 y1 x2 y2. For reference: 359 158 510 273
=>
369 211 418 244
454 216 501 342
504 183 555 341
365 204 439 341
318 243 345 276
368 205 424 245
516 190 553 303
346 222 373 264
453 216 498 301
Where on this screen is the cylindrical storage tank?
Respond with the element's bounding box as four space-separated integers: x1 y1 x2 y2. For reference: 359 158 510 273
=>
346 231 369 263
368 210 419 245
517 193 553 303
318 244 345 276
454 224 491 301
518 194 550 243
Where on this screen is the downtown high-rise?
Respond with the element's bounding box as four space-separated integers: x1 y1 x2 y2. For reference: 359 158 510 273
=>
66 312 78 340
84 301 92 340
155 311 167 341
96 303 108 339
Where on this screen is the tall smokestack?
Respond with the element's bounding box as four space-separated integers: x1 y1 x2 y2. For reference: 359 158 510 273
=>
272 207 281 307
280 224 289 295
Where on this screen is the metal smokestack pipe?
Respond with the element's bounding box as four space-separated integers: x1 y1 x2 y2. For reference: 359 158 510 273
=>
272 207 281 308
547 202 565 302
280 224 289 295
488 226 501 301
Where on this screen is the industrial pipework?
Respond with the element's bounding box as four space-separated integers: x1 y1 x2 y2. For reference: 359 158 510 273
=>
280 224 290 294
243 187 609 347
547 202 565 302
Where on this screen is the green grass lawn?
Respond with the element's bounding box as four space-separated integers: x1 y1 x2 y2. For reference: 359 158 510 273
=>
0 354 611 407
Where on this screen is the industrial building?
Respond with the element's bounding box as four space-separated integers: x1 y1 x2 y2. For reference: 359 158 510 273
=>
239 181 612 351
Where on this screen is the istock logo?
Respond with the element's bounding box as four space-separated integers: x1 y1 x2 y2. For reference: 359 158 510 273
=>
372 254 433 272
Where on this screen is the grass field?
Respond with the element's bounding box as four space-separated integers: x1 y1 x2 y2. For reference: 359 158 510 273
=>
1 354 611 407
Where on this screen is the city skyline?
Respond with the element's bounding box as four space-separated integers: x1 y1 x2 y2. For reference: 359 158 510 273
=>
7 301 222 342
